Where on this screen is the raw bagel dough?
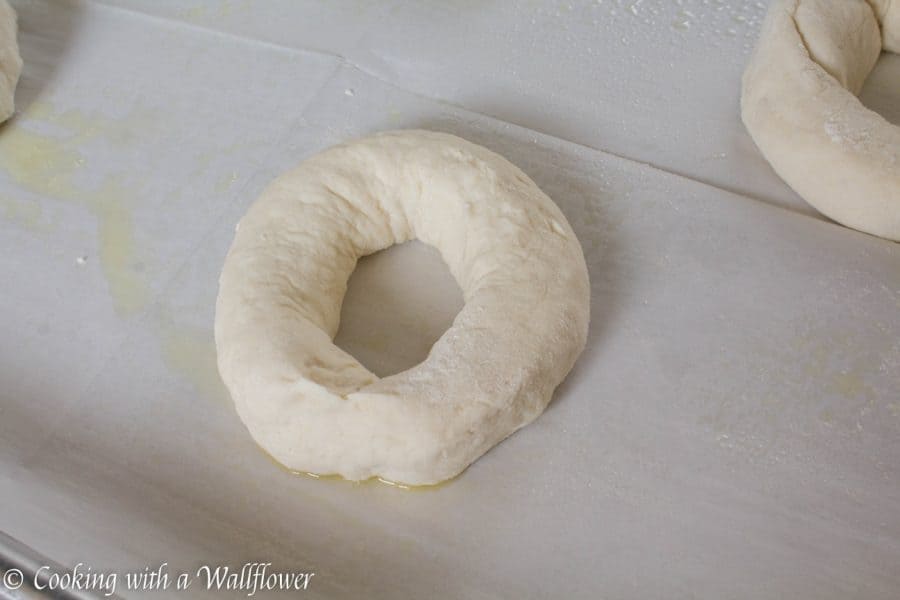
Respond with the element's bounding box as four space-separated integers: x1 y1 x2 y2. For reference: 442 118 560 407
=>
0 0 20 123
742 0 900 241
215 131 590 485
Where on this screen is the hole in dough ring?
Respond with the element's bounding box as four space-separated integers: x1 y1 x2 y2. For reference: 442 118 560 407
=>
741 0 900 241
214 130 591 486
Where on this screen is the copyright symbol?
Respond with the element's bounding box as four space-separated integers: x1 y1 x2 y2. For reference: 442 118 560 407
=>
2 568 24 590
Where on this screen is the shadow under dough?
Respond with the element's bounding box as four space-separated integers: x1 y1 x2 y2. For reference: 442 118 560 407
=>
859 51 900 127
8 0 85 118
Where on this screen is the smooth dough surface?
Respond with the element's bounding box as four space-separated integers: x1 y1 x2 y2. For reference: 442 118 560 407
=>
0 0 20 123
742 0 900 241
215 131 590 485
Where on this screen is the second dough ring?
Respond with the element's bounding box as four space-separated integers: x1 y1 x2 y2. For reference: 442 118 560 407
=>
215 131 590 486
742 0 899 241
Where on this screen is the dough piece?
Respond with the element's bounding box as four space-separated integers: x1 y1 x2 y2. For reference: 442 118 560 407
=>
741 0 900 241
869 0 900 52
0 0 21 123
215 131 590 485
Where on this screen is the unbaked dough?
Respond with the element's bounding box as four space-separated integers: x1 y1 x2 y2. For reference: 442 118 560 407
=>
742 0 900 241
215 131 590 486
0 0 21 123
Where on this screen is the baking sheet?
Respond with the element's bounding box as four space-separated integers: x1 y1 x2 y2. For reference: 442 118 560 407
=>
1 1 898 598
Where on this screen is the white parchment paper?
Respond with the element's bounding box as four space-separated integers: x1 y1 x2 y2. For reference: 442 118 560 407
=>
1 1 898 598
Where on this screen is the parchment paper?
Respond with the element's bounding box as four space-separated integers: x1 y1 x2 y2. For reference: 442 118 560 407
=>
1 1 898 598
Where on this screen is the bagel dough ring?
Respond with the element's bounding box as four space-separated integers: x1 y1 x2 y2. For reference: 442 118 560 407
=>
0 0 21 123
215 131 590 485
741 0 900 241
